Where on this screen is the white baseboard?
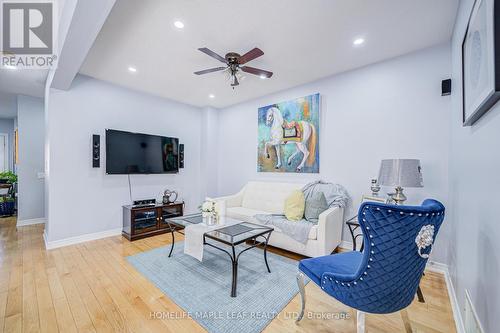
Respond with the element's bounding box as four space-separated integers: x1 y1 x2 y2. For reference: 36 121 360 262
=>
44 227 122 250
427 261 465 333
339 241 464 333
17 217 46 227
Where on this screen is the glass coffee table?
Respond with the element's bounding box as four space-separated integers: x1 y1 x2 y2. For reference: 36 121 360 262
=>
164 213 274 297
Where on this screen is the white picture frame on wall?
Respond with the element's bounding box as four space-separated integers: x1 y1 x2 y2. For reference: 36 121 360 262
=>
462 0 500 126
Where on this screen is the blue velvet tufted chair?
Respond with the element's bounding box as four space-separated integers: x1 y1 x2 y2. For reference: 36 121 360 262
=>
296 199 445 333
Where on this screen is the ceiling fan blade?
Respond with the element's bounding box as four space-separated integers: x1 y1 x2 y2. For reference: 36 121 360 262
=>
240 66 273 78
194 67 227 75
198 48 227 63
238 48 264 64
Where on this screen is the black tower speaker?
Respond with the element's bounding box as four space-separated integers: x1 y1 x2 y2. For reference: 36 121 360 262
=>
179 144 184 168
92 134 100 168
441 79 451 96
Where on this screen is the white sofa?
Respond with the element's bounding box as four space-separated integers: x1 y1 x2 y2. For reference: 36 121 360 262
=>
214 181 344 257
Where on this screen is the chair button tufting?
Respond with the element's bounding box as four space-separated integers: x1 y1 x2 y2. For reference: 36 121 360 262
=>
367 265 371 268
329 277 332 281
418 214 422 217
371 251 375 254
366 227 370 230
388 210 392 213
360 277 363 281
410 213 414 216
371 243 374 246
341 283 344 286
364 272 367 275
347 284 350 287
376 208 380 211
369 235 373 238
336 280 339 284
400 212 404 215
363 219 366 222
369 258 373 262
354 282 357 285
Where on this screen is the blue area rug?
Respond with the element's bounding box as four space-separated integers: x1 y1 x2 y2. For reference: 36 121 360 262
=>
127 242 308 333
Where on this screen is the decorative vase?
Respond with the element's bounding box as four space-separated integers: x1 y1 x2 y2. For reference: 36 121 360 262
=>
203 213 216 226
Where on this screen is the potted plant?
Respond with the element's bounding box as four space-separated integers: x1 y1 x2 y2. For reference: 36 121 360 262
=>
0 171 16 216
0 196 15 216
0 171 17 184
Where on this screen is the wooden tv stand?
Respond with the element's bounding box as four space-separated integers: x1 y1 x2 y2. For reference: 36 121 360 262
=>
122 202 184 241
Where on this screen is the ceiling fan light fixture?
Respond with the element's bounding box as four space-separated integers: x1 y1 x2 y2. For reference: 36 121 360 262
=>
128 66 137 73
209 94 215 99
195 47 273 88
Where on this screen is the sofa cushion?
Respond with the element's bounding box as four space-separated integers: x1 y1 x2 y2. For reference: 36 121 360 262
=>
226 207 318 240
241 181 304 214
226 207 269 223
304 192 329 224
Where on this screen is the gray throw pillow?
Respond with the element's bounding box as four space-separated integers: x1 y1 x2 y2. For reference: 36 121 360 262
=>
304 192 328 224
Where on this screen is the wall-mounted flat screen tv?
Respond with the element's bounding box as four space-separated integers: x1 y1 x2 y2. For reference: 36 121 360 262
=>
106 129 179 174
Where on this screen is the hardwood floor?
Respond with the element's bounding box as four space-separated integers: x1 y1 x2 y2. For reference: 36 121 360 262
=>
0 217 457 332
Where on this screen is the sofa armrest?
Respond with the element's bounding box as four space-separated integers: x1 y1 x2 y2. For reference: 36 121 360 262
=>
213 188 245 209
317 206 344 255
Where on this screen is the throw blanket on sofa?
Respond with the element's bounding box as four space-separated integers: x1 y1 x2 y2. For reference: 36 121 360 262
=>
302 180 350 209
255 181 349 244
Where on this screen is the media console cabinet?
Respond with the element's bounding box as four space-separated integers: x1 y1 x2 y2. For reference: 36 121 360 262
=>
122 202 184 241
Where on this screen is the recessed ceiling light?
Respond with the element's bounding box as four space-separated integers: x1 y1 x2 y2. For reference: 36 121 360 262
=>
209 94 215 99
3 65 16 70
128 66 137 73
174 21 184 29
353 38 365 46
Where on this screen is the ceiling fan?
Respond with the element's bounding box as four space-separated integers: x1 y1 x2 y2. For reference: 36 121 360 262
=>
194 47 273 88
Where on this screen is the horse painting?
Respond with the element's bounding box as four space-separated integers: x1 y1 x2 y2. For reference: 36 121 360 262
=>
257 94 320 173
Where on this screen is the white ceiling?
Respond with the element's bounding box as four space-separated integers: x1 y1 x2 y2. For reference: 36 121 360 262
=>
0 68 47 98
81 0 458 108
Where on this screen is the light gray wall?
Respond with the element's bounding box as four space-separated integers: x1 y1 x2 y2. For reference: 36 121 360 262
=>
216 43 452 264
45 75 203 242
17 95 45 221
0 118 15 171
449 0 500 331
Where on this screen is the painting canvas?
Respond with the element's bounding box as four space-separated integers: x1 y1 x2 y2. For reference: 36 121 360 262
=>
257 93 320 173
462 0 500 126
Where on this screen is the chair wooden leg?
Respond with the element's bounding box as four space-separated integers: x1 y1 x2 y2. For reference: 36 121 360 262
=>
295 272 306 323
416 285 425 303
400 309 413 333
357 311 365 333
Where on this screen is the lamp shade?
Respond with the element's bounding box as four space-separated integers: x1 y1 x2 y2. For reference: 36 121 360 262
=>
378 159 423 188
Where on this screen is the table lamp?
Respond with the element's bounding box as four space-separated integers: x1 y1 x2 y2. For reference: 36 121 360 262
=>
378 159 423 205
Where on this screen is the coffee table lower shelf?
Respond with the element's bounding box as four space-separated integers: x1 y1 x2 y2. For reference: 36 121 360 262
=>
165 214 274 297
